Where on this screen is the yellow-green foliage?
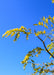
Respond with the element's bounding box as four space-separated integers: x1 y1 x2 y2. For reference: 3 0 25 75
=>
34 16 54 28
2 26 31 41
21 16 54 74
2 16 54 74
52 0 54 3
34 30 46 36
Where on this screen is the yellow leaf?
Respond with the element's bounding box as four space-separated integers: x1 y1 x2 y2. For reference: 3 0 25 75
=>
42 71 45 73
17 34 20 39
42 17 45 21
11 32 15 37
38 21 41 25
26 34 28 40
2 31 9 37
35 33 39 36
23 54 29 62
21 61 25 64
38 51 41 54
5 31 9 34
35 31 43 36
38 31 42 34
2 33 7 37
48 16 52 19
12 28 18 31
43 30 46 34
16 32 20 38
49 56 52 59
52 0 54 3
33 24 38 26
18 28 22 31
44 24 48 29
41 22 43 26
45 18 48 24
47 44 50 48
23 64 27 70
53 16 54 21
13 39 16 41
21 26 25 29
51 24 53 27
27 32 31 35
18 27 25 32
5 32 11 37
25 55 29 59
48 49 51 51
2 34 6 37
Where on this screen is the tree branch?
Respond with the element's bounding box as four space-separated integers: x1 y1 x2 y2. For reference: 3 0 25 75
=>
37 36 54 58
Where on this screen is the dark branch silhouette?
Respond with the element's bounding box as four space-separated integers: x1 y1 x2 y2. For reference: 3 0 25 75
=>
37 36 54 58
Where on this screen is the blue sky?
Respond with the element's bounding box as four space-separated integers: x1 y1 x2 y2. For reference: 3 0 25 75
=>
0 0 54 75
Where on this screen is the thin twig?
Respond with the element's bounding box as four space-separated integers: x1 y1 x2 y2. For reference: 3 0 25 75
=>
37 36 54 58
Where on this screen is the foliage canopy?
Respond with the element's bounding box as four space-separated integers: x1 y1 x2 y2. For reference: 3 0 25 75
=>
2 15 54 75
2 0 54 75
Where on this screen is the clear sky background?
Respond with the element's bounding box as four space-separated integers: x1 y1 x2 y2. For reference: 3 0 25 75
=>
0 0 54 75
